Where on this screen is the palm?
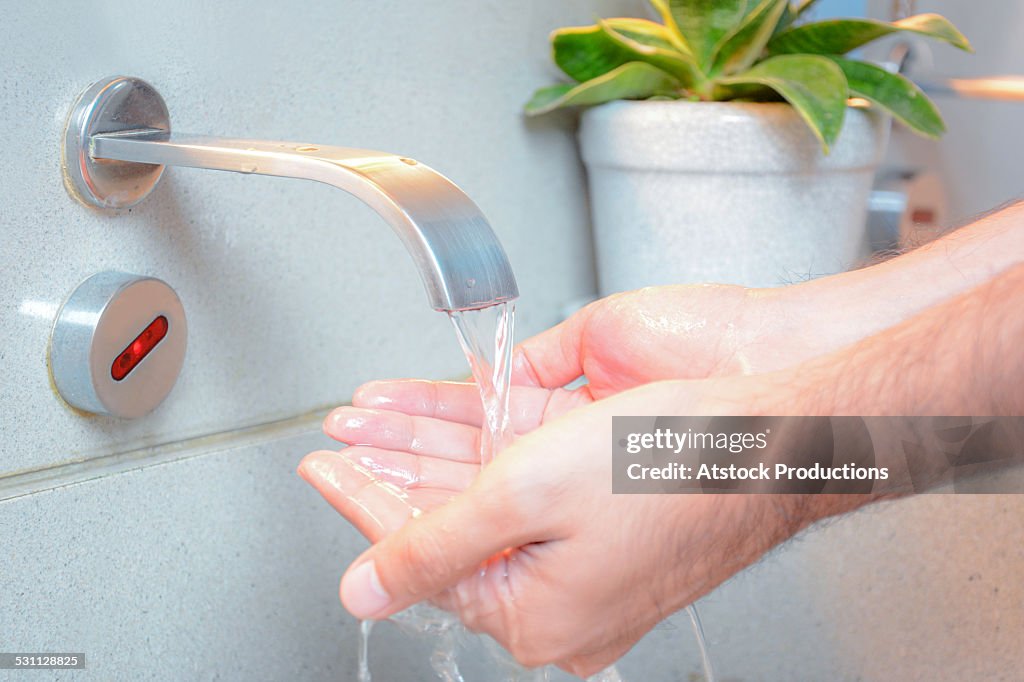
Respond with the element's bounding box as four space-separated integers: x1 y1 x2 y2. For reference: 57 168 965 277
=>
302 380 581 542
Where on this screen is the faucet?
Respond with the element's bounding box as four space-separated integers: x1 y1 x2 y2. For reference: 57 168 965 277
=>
63 76 518 312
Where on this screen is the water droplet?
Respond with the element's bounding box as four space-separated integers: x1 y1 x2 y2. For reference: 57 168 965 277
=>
296 145 319 152
400 157 418 166
466 278 476 288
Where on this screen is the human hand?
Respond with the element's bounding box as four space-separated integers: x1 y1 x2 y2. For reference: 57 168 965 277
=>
299 378 844 676
295 279 935 675
509 282 858 399
511 285 770 399
514 201 1024 399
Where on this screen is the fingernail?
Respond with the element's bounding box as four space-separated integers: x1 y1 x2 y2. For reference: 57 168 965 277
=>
341 561 391 618
306 457 330 479
327 408 372 434
298 451 348 489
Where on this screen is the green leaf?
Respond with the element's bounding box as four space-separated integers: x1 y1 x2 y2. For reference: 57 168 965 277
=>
775 4 794 34
649 0 672 22
524 84 577 114
599 20 702 87
768 13 973 55
551 22 696 86
712 0 790 76
604 17 680 51
551 25 630 82
667 0 748 69
647 0 695 55
775 0 823 33
794 0 823 20
524 62 681 116
717 54 848 151
648 0 675 29
828 56 945 138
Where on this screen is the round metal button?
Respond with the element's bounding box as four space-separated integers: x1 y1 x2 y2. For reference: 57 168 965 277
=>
50 271 187 418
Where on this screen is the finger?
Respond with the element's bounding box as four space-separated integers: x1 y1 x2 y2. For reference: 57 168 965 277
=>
352 380 487 426
342 445 480 492
352 380 589 432
511 303 596 388
337 456 553 620
324 406 481 463
298 450 451 542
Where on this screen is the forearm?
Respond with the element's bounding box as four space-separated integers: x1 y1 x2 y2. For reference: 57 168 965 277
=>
769 263 1024 524
760 201 1024 367
690 265 1024 531
789 262 1024 417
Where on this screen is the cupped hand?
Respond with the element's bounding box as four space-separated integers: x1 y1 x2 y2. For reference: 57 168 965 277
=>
299 377 819 677
510 284 798 398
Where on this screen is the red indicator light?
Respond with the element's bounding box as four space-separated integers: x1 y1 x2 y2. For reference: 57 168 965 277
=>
111 315 169 381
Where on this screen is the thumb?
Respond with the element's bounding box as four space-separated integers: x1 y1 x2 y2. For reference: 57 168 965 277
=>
338 470 539 620
512 302 596 388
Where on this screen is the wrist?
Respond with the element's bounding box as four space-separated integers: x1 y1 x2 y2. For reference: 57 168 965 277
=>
760 270 886 370
737 282 867 374
778 201 1024 363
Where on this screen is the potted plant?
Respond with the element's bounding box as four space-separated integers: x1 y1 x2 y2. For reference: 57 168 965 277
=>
526 0 970 294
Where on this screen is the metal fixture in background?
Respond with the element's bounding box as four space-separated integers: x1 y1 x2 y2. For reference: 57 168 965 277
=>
890 0 917 21
63 76 519 313
867 170 948 253
889 41 1024 102
918 75 1024 102
50 272 187 418
867 40 1024 253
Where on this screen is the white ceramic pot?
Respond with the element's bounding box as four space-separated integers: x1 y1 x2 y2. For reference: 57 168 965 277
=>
579 100 889 294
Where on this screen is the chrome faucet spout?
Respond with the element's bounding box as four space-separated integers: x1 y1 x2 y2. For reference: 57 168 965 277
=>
63 76 518 312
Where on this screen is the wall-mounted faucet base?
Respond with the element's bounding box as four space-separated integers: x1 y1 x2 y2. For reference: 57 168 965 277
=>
63 76 171 209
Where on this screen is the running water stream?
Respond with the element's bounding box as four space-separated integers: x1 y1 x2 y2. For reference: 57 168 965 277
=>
356 302 715 681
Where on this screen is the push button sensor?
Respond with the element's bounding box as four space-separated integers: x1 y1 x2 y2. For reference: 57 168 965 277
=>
49 271 187 418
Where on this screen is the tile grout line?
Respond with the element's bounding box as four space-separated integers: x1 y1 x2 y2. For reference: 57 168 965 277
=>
0 406 338 502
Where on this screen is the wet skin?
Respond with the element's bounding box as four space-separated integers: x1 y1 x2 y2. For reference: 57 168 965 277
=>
301 206 1024 675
